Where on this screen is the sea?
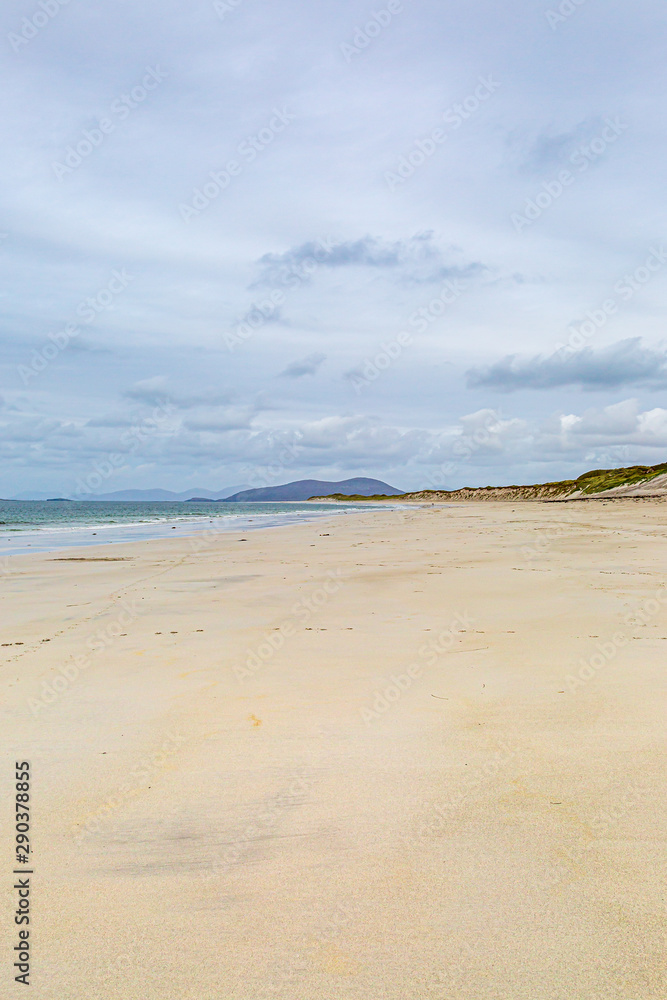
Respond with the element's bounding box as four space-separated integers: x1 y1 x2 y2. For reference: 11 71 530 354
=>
0 500 373 557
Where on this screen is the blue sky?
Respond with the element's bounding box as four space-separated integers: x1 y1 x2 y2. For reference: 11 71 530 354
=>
2 0 667 495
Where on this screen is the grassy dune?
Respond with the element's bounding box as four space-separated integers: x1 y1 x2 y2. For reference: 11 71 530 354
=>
311 461 667 502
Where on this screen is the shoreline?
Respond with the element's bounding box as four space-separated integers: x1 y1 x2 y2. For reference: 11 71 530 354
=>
0 502 389 558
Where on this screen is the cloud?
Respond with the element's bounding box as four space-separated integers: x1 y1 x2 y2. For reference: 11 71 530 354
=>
253 233 485 287
3 0 667 497
552 400 667 448
467 339 667 392
182 407 256 432
123 377 235 409
278 352 327 378
85 416 135 428
517 118 603 173
3 391 667 497
561 399 641 438
67 339 112 354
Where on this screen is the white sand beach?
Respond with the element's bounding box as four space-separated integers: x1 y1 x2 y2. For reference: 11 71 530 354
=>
2 501 666 998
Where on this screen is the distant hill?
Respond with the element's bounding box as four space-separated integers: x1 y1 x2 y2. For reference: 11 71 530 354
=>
72 487 246 502
222 478 404 502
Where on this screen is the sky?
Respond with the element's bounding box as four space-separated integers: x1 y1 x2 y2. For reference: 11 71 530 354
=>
2 0 667 496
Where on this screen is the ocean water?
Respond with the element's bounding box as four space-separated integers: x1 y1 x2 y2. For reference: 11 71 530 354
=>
0 500 371 557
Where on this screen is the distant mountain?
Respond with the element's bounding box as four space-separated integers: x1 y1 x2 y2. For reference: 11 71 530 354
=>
9 480 403 503
222 478 404 502
71 487 247 502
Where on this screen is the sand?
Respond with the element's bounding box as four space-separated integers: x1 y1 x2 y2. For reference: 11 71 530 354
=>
2 501 666 999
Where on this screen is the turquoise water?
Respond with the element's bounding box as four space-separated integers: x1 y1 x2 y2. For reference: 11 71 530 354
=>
0 500 368 556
